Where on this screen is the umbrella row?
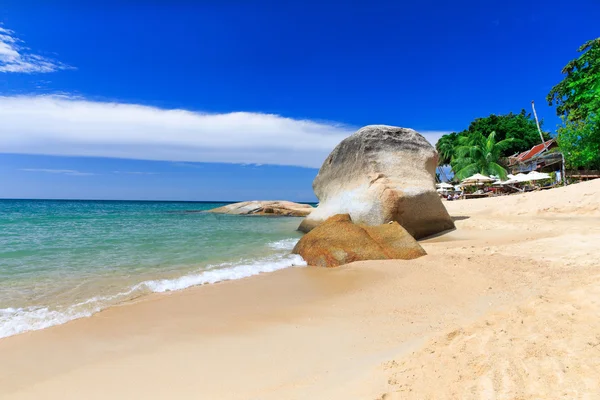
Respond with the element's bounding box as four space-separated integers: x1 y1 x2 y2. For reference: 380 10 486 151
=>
493 171 551 186
436 171 552 188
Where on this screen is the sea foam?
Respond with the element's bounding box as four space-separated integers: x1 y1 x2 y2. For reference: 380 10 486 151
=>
267 238 301 251
140 253 306 293
0 242 305 339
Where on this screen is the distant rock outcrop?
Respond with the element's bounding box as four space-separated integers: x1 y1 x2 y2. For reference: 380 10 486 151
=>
298 125 454 239
292 214 426 268
207 201 313 217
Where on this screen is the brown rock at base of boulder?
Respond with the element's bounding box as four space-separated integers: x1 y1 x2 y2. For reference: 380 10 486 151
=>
292 214 426 268
206 201 314 217
364 222 427 260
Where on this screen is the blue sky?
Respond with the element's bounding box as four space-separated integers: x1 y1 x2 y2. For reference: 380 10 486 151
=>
1 1 599 201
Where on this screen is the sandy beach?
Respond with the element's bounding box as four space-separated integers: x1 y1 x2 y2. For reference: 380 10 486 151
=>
1 179 600 399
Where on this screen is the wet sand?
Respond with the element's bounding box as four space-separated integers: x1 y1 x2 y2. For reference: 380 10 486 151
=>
2 179 600 399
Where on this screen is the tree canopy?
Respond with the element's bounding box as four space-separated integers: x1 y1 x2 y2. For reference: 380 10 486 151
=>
548 37 600 169
556 115 600 169
435 111 549 167
547 38 600 123
435 132 459 166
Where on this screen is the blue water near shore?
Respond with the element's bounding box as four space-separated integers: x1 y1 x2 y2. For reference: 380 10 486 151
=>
0 199 306 338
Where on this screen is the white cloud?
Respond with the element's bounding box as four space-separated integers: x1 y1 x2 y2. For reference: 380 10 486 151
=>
171 162 204 169
0 95 449 168
0 26 73 73
20 168 96 176
113 171 158 175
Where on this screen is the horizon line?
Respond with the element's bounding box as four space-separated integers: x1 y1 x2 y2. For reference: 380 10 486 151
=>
0 197 318 204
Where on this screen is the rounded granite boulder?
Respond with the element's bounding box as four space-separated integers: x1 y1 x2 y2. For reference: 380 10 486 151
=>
298 125 454 239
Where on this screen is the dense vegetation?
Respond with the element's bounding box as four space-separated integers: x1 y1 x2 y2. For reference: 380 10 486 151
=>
435 112 548 177
556 115 600 169
547 38 600 169
437 37 599 179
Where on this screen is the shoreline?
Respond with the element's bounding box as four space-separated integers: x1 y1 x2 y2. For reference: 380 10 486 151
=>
2 180 600 399
0 227 306 339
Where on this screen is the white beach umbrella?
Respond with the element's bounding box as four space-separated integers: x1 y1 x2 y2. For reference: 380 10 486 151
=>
497 178 520 185
461 173 495 185
436 182 454 189
525 171 551 181
512 173 530 182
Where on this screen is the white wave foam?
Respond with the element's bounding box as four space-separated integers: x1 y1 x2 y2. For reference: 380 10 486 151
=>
0 306 92 339
267 238 300 251
141 253 306 293
0 253 306 339
0 287 140 339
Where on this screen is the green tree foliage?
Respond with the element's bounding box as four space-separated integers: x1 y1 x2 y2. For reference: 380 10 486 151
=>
457 111 550 157
557 115 600 169
452 131 514 180
435 111 549 167
548 38 600 170
435 132 459 166
547 38 600 122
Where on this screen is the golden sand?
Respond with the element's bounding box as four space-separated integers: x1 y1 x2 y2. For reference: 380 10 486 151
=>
1 179 599 399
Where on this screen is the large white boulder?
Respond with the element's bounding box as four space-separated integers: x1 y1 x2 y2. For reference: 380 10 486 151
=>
298 125 454 239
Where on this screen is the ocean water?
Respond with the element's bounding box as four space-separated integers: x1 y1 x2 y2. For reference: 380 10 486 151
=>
0 199 307 338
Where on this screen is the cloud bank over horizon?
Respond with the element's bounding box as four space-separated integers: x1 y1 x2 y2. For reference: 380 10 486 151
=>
0 95 450 168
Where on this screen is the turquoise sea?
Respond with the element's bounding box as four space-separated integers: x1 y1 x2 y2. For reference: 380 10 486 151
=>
0 199 306 338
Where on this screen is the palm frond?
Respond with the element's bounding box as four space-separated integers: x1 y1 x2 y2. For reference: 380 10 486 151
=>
452 130 509 181
486 162 509 180
454 163 480 180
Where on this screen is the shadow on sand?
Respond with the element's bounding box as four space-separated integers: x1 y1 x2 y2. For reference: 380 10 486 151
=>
418 215 470 242
451 215 470 222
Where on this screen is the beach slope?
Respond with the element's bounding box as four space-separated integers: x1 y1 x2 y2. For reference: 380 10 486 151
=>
1 180 600 399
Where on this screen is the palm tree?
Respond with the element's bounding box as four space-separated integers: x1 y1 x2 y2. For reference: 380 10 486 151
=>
452 131 514 180
435 132 458 166
435 132 459 182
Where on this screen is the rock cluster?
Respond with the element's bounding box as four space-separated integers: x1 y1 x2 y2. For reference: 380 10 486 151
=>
298 125 454 239
207 201 313 217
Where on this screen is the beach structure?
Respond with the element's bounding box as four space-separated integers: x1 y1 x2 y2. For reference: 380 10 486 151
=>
508 139 561 174
506 138 599 184
567 170 600 181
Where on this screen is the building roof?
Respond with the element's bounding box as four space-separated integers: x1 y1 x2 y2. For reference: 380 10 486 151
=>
511 139 556 164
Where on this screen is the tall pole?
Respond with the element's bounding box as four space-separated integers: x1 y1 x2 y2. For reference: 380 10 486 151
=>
531 100 566 186
531 101 547 149
561 152 567 186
